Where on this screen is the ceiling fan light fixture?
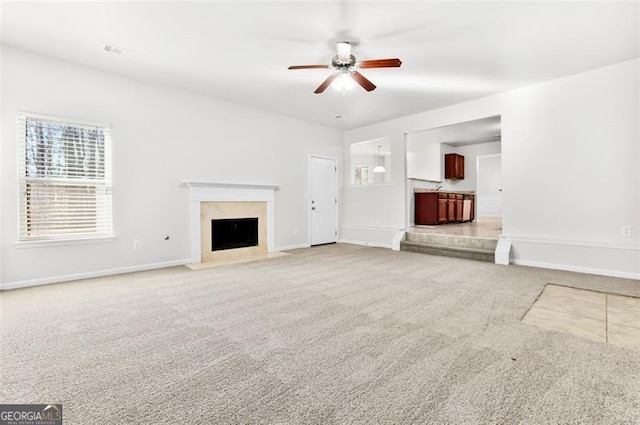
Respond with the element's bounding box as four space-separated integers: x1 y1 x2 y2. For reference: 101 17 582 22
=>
336 41 351 63
288 43 401 94
332 72 356 93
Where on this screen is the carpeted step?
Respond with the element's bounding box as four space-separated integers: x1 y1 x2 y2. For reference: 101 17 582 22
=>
405 232 498 251
400 239 495 262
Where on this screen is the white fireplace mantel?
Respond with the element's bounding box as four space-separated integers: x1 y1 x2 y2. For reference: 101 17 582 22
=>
184 181 279 191
184 181 279 264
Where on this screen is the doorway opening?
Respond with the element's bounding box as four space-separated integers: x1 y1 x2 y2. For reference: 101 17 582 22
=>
405 115 502 239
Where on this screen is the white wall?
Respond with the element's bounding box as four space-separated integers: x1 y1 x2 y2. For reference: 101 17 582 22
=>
406 134 441 182
341 131 405 247
344 59 640 279
0 46 343 286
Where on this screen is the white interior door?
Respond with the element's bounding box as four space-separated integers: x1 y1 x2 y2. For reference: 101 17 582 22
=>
310 156 338 245
477 154 502 217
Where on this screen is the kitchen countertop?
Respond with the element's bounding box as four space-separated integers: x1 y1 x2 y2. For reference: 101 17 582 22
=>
414 189 475 195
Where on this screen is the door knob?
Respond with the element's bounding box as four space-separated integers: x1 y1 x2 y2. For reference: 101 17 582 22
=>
311 207 316 210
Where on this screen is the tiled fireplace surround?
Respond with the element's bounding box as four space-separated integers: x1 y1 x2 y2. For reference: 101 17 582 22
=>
185 182 278 264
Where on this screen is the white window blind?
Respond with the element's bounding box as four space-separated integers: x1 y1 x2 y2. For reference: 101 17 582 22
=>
17 113 113 241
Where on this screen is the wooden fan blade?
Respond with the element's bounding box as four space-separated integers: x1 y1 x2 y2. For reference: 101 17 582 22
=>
351 71 376 92
314 73 338 94
358 58 402 68
288 64 330 70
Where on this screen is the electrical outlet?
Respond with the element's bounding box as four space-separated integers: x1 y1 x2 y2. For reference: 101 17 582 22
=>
621 226 631 237
133 240 141 249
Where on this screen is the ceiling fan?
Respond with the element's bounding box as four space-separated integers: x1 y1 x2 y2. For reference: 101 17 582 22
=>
288 42 402 94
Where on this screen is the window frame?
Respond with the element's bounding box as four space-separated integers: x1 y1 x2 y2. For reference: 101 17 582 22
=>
16 112 114 245
353 164 369 186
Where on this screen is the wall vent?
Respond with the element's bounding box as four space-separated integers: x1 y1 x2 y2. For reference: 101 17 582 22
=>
102 43 133 58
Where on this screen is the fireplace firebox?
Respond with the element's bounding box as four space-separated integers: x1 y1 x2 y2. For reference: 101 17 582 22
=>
211 217 258 251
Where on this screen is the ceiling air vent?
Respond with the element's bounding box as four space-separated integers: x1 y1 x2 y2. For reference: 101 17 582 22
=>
102 43 133 58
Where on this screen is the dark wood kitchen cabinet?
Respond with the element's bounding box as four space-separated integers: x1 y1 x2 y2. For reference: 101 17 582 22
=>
437 194 448 224
455 194 464 221
415 192 440 225
445 153 465 179
415 191 474 225
447 193 456 221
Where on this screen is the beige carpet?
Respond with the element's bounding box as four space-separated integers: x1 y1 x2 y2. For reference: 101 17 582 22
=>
1 244 639 424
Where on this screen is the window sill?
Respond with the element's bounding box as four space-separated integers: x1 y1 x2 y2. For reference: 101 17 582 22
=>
346 183 393 189
14 235 115 249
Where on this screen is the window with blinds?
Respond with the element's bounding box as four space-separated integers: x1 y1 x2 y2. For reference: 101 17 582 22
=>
17 113 113 241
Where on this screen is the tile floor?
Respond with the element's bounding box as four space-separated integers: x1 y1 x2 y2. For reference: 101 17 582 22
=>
409 216 502 239
522 284 640 351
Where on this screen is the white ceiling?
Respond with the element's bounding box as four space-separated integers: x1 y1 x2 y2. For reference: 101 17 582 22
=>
409 115 501 148
1 1 638 130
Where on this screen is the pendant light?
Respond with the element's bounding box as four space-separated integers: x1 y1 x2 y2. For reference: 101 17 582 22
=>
373 145 386 173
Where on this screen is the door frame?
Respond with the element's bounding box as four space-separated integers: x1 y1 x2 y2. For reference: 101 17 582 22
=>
308 155 339 246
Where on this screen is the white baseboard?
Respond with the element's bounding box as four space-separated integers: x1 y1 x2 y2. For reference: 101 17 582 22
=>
0 258 191 291
338 239 392 249
512 259 640 280
508 235 639 251
340 225 401 250
508 235 639 280
275 243 310 252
